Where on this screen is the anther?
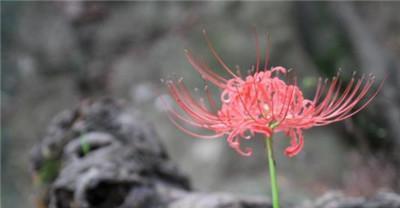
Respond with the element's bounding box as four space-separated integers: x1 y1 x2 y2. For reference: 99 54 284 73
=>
247 69 251 75
336 69 342 77
235 65 242 77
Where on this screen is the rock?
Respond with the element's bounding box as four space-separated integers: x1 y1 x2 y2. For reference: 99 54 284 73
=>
168 192 271 208
302 191 400 208
31 98 190 208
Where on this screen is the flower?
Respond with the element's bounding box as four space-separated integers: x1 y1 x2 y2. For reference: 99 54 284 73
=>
164 30 382 157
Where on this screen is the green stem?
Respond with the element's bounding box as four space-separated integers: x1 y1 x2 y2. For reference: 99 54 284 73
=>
266 136 280 208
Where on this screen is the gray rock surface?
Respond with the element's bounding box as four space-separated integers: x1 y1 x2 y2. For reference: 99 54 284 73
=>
301 191 400 208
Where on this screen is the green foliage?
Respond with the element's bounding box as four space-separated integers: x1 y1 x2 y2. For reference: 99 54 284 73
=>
80 136 91 156
37 158 60 185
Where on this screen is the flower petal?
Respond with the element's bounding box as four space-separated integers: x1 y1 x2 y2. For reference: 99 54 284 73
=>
284 128 304 157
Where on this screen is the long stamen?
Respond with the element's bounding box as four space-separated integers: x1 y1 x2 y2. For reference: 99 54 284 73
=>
332 76 383 121
185 50 227 88
202 29 239 78
167 114 224 139
204 83 218 112
253 28 261 74
319 76 374 122
264 33 270 71
316 75 365 116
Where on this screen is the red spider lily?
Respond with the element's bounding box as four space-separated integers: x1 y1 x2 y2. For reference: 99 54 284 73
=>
164 30 383 157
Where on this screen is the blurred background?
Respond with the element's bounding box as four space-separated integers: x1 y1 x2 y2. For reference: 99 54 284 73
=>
2 1 400 207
